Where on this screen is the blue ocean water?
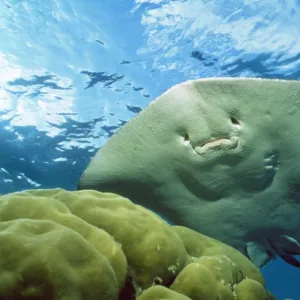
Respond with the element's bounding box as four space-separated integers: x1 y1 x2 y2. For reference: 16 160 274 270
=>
0 0 299 299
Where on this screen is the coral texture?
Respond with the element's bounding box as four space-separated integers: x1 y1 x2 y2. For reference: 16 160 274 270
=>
0 189 275 299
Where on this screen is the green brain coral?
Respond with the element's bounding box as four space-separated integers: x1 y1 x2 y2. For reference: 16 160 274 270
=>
0 189 275 300
0 219 118 299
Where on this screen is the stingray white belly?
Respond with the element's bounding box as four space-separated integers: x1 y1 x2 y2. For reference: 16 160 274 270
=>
78 78 300 268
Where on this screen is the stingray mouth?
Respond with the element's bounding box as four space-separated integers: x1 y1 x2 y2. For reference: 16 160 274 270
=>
182 117 241 155
184 134 239 155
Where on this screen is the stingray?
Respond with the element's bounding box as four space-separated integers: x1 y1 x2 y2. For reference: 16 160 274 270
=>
78 78 300 268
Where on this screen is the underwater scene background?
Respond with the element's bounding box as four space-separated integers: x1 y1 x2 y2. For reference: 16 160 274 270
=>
0 0 299 299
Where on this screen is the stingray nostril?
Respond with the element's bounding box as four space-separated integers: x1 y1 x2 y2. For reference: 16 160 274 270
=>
230 117 240 126
183 134 190 145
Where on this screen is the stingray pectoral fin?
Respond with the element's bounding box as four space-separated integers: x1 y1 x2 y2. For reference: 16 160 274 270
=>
278 235 300 255
269 235 300 267
246 241 274 268
278 253 300 267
